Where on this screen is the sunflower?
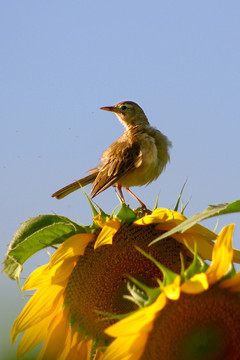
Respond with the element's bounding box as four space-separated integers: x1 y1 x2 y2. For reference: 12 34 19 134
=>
104 224 240 360
10 206 237 359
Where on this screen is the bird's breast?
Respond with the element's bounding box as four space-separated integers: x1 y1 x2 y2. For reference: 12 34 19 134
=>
117 132 165 187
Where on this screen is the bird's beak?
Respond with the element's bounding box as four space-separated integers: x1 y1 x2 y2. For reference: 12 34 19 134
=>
100 106 121 113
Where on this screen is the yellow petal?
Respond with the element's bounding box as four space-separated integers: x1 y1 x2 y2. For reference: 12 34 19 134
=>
58 325 80 360
17 314 50 357
155 222 216 261
105 293 167 338
50 257 78 285
95 350 105 360
93 214 108 228
23 264 50 290
134 208 186 226
63 334 93 360
103 333 147 360
50 233 95 267
163 276 181 300
207 224 235 285
187 223 216 240
64 343 87 360
173 233 215 261
135 208 218 262
181 273 209 294
37 307 70 360
94 219 121 249
220 271 240 292
136 207 216 261
11 285 64 343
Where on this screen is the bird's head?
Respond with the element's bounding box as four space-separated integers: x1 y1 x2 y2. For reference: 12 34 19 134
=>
100 101 149 129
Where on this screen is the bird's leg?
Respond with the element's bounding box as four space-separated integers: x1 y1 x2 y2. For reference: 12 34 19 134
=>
125 187 147 210
117 184 125 203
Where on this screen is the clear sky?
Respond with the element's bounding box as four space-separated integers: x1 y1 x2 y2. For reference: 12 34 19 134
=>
1 1 240 358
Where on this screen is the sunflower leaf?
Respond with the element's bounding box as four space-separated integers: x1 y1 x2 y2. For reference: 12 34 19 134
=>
115 203 138 221
154 194 159 210
3 214 87 280
183 244 207 280
149 200 240 245
90 338 98 360
125 275 161 307
124 282 149 308
174 179 188 212
80 186 99 217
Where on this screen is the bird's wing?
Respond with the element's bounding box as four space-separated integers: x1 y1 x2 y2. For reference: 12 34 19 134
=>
90 139 142 197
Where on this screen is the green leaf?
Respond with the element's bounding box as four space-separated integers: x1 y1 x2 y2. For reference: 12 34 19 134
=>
124 281 149 308
154 194 159 210
3 214 87 280
115 203 138 221
183 244 207 280
125 274 161 307
89 338 98 360
80 186 99 217
174 179 188 212
149 200 240 246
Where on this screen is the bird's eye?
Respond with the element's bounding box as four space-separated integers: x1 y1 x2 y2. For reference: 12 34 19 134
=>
121 105 127 111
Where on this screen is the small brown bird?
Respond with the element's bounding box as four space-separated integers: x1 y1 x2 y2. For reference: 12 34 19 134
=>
52 101 172 209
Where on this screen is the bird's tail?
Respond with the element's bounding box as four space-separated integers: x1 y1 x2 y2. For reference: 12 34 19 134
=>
52 173 97 199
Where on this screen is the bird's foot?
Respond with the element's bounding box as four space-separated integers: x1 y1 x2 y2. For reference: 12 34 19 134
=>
133 206 152 216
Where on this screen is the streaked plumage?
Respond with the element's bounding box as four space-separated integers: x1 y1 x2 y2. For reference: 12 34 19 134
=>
52 101 172 208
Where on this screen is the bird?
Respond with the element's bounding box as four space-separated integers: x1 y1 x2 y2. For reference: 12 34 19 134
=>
52 101 172 209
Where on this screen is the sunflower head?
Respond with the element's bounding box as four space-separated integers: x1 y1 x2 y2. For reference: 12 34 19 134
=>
5 199 240 359
104 224 240 360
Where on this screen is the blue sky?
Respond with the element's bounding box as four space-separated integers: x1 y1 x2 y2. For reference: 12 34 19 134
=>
1 1 240 358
